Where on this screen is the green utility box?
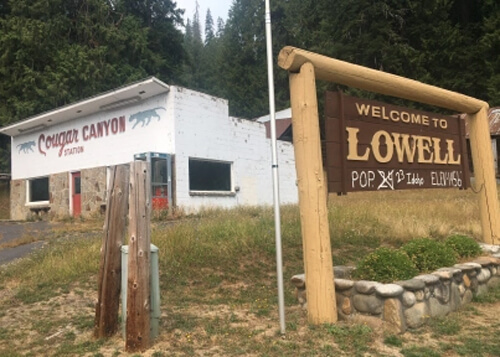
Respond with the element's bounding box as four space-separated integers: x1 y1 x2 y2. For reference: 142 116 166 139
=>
121 244 160 339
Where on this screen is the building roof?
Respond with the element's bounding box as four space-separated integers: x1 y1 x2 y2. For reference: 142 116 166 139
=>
262 119 292 141
463 107 500 137
255 108 292 123
255 108 293 141
0 77 170 137
488 108 500 136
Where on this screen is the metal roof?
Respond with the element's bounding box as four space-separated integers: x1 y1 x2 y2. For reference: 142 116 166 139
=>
263 118 292 141
488 108 500 136
0 77 170 137
255 108 292 123
463 107 500 137
255 108 293 142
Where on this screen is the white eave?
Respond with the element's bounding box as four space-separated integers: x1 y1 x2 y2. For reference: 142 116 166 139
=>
255 108 292 123
0 77 170 137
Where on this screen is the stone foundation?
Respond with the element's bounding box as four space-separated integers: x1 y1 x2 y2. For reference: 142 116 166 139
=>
80 167 107 216
49 172 70 218
291 244 500 333
9 166 107 220
10 179 26 220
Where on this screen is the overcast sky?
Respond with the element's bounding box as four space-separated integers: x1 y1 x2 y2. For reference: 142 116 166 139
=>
176 0 232 28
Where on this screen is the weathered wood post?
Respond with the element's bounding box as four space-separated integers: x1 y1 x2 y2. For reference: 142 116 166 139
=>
94 164 130 338
289 62 337 324
126 160 152 352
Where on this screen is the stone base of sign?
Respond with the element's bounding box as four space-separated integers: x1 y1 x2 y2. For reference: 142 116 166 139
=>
291 244 500 333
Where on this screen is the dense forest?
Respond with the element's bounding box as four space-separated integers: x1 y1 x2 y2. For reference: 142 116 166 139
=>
0 0 499 172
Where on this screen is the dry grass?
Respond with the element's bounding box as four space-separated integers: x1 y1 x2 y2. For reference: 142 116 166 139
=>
0 233 39 250
0 187 498 356
329 188 482 243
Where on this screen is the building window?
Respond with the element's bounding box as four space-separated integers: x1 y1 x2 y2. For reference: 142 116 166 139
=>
152 157 168 197
28 177 49 203
189 158 232 192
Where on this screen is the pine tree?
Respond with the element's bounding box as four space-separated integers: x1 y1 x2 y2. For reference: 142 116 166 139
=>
181 3 204 90
218 0 290 118
216 17 225 37
205 9 215 45
0 0 186 125
118 0 186 81
482 1 500 106
198 9 225 97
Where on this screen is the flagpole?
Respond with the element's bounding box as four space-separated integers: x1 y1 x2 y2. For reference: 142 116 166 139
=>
264 0 286 334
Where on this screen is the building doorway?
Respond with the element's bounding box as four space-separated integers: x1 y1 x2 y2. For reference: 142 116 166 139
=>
72 171 81 217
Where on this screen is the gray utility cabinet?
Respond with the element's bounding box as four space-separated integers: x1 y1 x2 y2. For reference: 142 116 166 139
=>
121 244 160 339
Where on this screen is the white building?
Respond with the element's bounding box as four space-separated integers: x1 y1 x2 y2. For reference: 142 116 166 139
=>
0 77 298 220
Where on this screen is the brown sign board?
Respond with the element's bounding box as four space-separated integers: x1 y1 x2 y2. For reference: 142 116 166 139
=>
324 91 470 194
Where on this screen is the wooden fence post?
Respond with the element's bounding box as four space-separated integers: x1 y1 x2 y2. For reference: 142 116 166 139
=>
289 62 337 324
126 161 152 352
94 164 130 338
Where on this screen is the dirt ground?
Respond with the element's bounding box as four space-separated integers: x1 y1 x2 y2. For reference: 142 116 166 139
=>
1 280 500 356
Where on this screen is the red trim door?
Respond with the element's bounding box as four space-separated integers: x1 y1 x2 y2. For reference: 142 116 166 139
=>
72 172 81 217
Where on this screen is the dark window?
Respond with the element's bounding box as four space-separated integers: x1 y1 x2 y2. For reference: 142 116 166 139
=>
152 157 167 185
29 177 49 202
189 158 231 192
74 177 81 194
152 157 168 198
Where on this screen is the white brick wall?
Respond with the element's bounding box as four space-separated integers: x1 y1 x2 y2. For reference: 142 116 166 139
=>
171 86 298 211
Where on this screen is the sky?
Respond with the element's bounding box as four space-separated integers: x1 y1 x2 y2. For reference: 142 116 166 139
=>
175 0 233 27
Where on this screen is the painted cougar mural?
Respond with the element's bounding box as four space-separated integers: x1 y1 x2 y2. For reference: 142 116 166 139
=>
17 141 36 154
129 107 166 129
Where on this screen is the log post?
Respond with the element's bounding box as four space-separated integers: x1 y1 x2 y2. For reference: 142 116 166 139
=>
466 107 500 244
94 164 130 338
126 161 152 351
289 62 337 324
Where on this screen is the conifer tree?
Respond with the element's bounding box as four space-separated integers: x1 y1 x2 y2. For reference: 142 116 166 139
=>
218 0 290 118
205 9 215 45
0 0 185 125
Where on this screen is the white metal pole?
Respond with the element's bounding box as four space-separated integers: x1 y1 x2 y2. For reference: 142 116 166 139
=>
264 0 286 334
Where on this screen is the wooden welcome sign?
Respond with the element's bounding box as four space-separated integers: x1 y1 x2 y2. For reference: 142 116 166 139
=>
279 46 500 325
324 91 470 194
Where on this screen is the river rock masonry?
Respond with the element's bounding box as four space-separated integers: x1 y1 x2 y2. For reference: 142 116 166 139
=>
291 244 500 333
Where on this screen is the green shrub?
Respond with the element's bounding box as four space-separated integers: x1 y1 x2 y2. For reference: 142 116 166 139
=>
401 238 457 272
445 234 482 258
353 247 418 283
